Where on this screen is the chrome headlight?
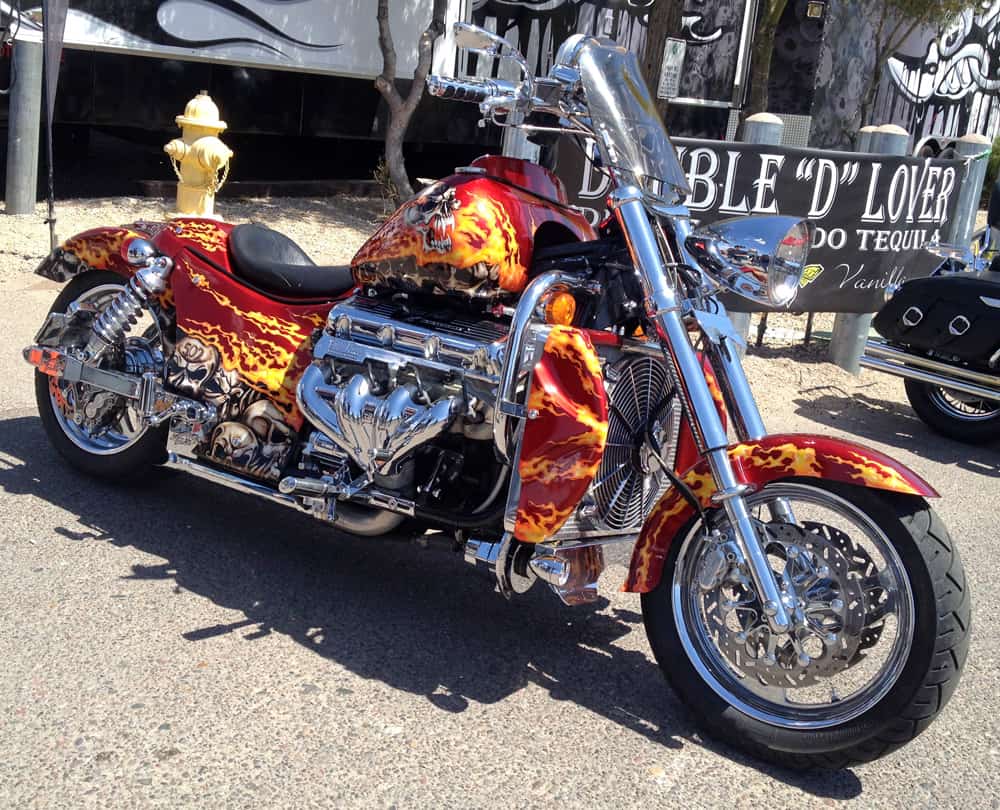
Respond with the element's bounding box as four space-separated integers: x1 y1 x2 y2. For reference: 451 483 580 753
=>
685 216 813 307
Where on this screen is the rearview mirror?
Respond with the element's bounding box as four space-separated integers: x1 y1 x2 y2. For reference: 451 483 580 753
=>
453 23 507 57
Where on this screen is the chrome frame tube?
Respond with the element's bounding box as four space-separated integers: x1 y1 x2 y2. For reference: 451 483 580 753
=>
611 186 790 633
492 271 597 464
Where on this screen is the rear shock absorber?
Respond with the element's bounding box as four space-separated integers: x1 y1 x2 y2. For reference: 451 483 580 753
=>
86 256 174 358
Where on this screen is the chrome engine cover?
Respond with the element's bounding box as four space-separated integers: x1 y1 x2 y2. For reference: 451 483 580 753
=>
298 295 508 478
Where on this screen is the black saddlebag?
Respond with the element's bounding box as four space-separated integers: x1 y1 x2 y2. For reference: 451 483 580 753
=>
873 274 1000 367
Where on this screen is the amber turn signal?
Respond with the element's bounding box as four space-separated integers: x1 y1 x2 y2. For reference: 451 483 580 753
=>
545 292 577 326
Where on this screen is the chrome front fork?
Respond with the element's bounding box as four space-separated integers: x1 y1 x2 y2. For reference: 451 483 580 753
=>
612 188 791 633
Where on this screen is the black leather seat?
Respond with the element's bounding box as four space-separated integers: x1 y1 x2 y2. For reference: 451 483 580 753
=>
229 223 356 298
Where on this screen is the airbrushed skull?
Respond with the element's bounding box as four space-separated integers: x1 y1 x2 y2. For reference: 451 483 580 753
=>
209 422 259 470
203 366 252 421
404 185 461 253
242 399 294 477
167 336 219 397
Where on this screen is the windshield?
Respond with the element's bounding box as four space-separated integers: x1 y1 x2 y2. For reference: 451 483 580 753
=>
571 38 690 204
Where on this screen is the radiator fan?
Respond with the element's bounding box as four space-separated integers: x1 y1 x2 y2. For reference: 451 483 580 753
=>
591 356 678 531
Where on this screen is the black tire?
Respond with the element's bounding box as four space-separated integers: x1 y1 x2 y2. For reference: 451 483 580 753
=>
34 270 167 480
642 480 970 770
904 379 1000 443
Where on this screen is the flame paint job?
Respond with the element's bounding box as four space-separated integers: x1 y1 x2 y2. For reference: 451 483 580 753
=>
35 226 145 282
37 219 350 473
623 433 938 593
514 327 608 543
170 254 332 427
352 156 594 298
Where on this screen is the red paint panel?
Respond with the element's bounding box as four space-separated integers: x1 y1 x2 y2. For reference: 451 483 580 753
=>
514 327 609 543
470 154 569 203
623 433 938 593
58 226 146 276
150 218 235 273
352 171 594 298
170 254 336 429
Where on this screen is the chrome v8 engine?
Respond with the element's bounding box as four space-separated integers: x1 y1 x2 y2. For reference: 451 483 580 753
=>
297 295 507 479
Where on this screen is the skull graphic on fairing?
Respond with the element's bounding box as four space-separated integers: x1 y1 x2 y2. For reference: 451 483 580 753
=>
242 399 294 477
209 422 259 470
166 336 220 397
404 185 461 253
203 366 253 422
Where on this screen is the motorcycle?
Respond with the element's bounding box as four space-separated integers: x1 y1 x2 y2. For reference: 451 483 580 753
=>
23 24 968 769
863 218 1000 443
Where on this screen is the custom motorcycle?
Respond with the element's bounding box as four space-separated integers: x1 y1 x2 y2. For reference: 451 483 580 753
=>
24 25 968 768
863 215 1000 442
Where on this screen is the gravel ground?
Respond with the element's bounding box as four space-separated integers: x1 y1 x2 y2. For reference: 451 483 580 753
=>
0 199 997 808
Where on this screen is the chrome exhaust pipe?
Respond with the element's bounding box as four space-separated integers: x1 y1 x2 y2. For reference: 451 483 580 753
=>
165 454 407 537
865 339 1000 388
164 453 306 512
862 340 1000 401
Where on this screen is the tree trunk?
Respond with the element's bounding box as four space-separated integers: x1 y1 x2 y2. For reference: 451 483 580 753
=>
744 19 779 118
375 0 448 205
640 0 685 121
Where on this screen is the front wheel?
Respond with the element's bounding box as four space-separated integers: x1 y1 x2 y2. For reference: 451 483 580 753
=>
904 379 1000 443
642 479 970 769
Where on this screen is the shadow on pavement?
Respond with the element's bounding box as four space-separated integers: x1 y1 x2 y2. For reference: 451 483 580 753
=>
793 387 1000 478
0 413 863 798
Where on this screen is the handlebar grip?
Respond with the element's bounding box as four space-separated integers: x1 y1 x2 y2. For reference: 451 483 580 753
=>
426 75 495 104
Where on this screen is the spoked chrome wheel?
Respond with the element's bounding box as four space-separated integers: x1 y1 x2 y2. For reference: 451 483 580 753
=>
47 284 160 455
673 482 915 730
927 386 1000 422
36 271 167 479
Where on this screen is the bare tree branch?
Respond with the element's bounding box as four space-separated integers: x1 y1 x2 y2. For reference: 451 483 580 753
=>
374 0 448 204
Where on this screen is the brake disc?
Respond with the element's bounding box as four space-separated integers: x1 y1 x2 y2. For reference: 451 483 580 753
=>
700 521 878 688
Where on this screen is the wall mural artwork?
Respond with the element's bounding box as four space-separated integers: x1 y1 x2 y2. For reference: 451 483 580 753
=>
469 0 746 105
813 0 1000 148
882 2 1000 140
5 0 441 79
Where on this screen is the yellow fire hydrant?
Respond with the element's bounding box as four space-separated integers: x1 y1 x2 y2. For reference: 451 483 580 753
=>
164 91 233 219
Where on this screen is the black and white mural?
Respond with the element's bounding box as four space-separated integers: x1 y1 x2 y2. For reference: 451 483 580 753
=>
881 2 1000 141
5 0 458 79
469 0 748 105
812 0 1000 148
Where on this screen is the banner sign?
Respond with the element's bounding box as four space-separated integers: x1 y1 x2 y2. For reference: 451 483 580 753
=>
559 139 966 313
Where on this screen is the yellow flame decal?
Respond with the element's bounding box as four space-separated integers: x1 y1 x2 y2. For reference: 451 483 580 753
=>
824 452 921 495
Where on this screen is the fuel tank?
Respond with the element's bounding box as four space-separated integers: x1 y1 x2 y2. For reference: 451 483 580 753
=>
352 155 595 299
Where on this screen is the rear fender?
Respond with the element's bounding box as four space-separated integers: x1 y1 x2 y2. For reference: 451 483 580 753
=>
35 226 152 283
623 433 937 593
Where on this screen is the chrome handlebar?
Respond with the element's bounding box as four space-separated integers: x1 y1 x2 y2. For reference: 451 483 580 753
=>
426 75 516 105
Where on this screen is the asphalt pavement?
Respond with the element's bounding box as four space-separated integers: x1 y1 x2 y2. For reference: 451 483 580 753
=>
1 272 998 808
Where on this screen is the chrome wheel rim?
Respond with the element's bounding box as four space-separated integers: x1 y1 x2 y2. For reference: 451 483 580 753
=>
928 386 1000 422
672 483 915 730
48 284 158 456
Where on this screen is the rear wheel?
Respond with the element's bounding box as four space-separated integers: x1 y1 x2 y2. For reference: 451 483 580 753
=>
642 479 969 769
35 270 167 479
904 379 1000 442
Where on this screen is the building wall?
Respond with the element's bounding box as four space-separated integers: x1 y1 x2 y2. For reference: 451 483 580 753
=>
811 0 1000 149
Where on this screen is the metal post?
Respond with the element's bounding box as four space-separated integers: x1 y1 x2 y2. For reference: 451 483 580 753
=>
946 133 991 248
856 125 878 153
829 124 909 374
730 113 785 352
741 111 784 146
4 40 44 216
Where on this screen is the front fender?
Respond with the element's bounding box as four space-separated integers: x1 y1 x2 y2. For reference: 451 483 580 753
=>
35 226 151 282
623 433 937 593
